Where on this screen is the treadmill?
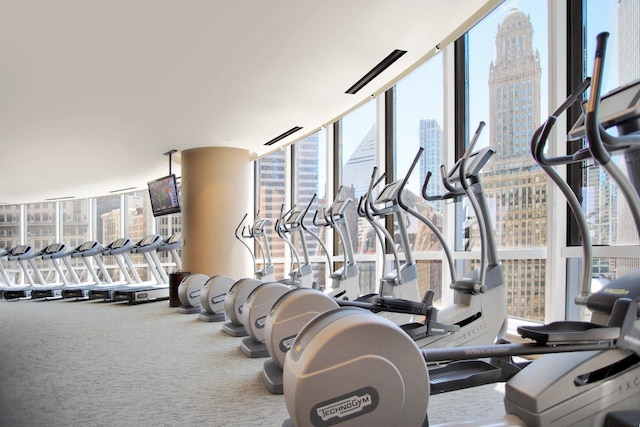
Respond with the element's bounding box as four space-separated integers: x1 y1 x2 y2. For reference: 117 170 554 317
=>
110 233 181 303
4 245 46 300
0 246 19 298
30 243 81 300
60 241 113 299
86 237 142 301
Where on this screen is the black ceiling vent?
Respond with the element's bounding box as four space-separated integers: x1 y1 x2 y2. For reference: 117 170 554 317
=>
264 126 303 146
345 49 407 95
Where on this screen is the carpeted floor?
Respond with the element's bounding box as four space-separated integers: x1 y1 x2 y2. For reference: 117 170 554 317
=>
0 296 506 426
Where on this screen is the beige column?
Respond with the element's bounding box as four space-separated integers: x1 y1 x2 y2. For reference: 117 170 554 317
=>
180 147 251 278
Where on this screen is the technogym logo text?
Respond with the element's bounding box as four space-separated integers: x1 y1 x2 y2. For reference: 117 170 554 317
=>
212 293 225 304
310 386 379 426
279 335 297 353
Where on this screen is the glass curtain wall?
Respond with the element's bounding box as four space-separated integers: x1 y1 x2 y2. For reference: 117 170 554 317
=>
1 190 180 286
25 202 57 284
61 199 90 284
0 205 22 249
95 194 122 283
567 0 640 320
338 101 378 294
256 149 287 280
393 54 446 303
293 130 328 290
467 0 549 322
125 191 155 281
0 205 21 285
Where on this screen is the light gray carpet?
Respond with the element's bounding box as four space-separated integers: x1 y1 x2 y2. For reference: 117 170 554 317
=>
0 297 505 426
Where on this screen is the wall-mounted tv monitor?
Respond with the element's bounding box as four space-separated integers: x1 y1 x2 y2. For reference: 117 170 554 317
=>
148 174 181 217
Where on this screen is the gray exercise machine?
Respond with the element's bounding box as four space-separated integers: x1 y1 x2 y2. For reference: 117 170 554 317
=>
280 32 640 426
198 275 236 322
236 196 321 349
238 211 276 282
312 187 359 300
177 211 277 316
176 273 210 314
263 139 507 394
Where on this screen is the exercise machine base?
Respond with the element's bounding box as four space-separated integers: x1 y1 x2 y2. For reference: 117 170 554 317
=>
112 287 169 304
240 337 269 358
198 311 226 322
222 322 248 337
177 305 201 314
4 289 31 300
30 289 63 300
61 288 89 299
262 358 284 394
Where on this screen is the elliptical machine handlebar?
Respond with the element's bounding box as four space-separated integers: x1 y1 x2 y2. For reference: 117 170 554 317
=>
395 147 424 213
457 122 488 293
530 80 595 304
532 78 592 167
422 168 462 202
360 167 403 283
235 213 257 269
312 208 329 228
585 32 640 240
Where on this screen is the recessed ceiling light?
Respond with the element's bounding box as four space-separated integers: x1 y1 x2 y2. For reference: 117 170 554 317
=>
264 126 303 146
345 49 407 95
45 196 75 201
109 187 137 193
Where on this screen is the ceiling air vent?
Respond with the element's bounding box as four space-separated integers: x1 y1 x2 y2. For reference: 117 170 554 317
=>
345 49 407 95
264 126 303 146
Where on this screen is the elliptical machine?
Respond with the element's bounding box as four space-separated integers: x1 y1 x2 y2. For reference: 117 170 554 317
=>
313 188 360 300
239 196 322 355
176 212 274 316
222 198 318 337
263 130 508 394
281 32 640 426
196 215 272 322
237 211 277 282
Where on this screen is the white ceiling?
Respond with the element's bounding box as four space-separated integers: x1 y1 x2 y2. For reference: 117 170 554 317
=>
0 0 497 205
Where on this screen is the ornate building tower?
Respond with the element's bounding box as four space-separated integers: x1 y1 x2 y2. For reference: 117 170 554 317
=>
483 9 546 320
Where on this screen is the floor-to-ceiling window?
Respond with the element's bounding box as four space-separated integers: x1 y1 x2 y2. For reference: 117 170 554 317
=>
256 149 287 280
292 130 328 289
338 101 379 294
466 0 549 322
61 199 90 283
25 202 57 284
393 53 447 304
566 0 640 320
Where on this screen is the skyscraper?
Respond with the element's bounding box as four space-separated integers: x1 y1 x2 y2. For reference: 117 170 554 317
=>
342 125 377 198
483 8 546 320
419 119 444 210
614 0 640 275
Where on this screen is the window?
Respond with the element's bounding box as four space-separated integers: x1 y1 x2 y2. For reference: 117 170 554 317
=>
567 0 640 321
293 130 327 289
256 149 287 280
25 202 57 281
0 206 21 249
393 55 446 304
467 1 548 321
338 101 378 294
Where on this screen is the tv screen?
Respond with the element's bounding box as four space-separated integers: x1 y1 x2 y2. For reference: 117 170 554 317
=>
148 174 181 217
